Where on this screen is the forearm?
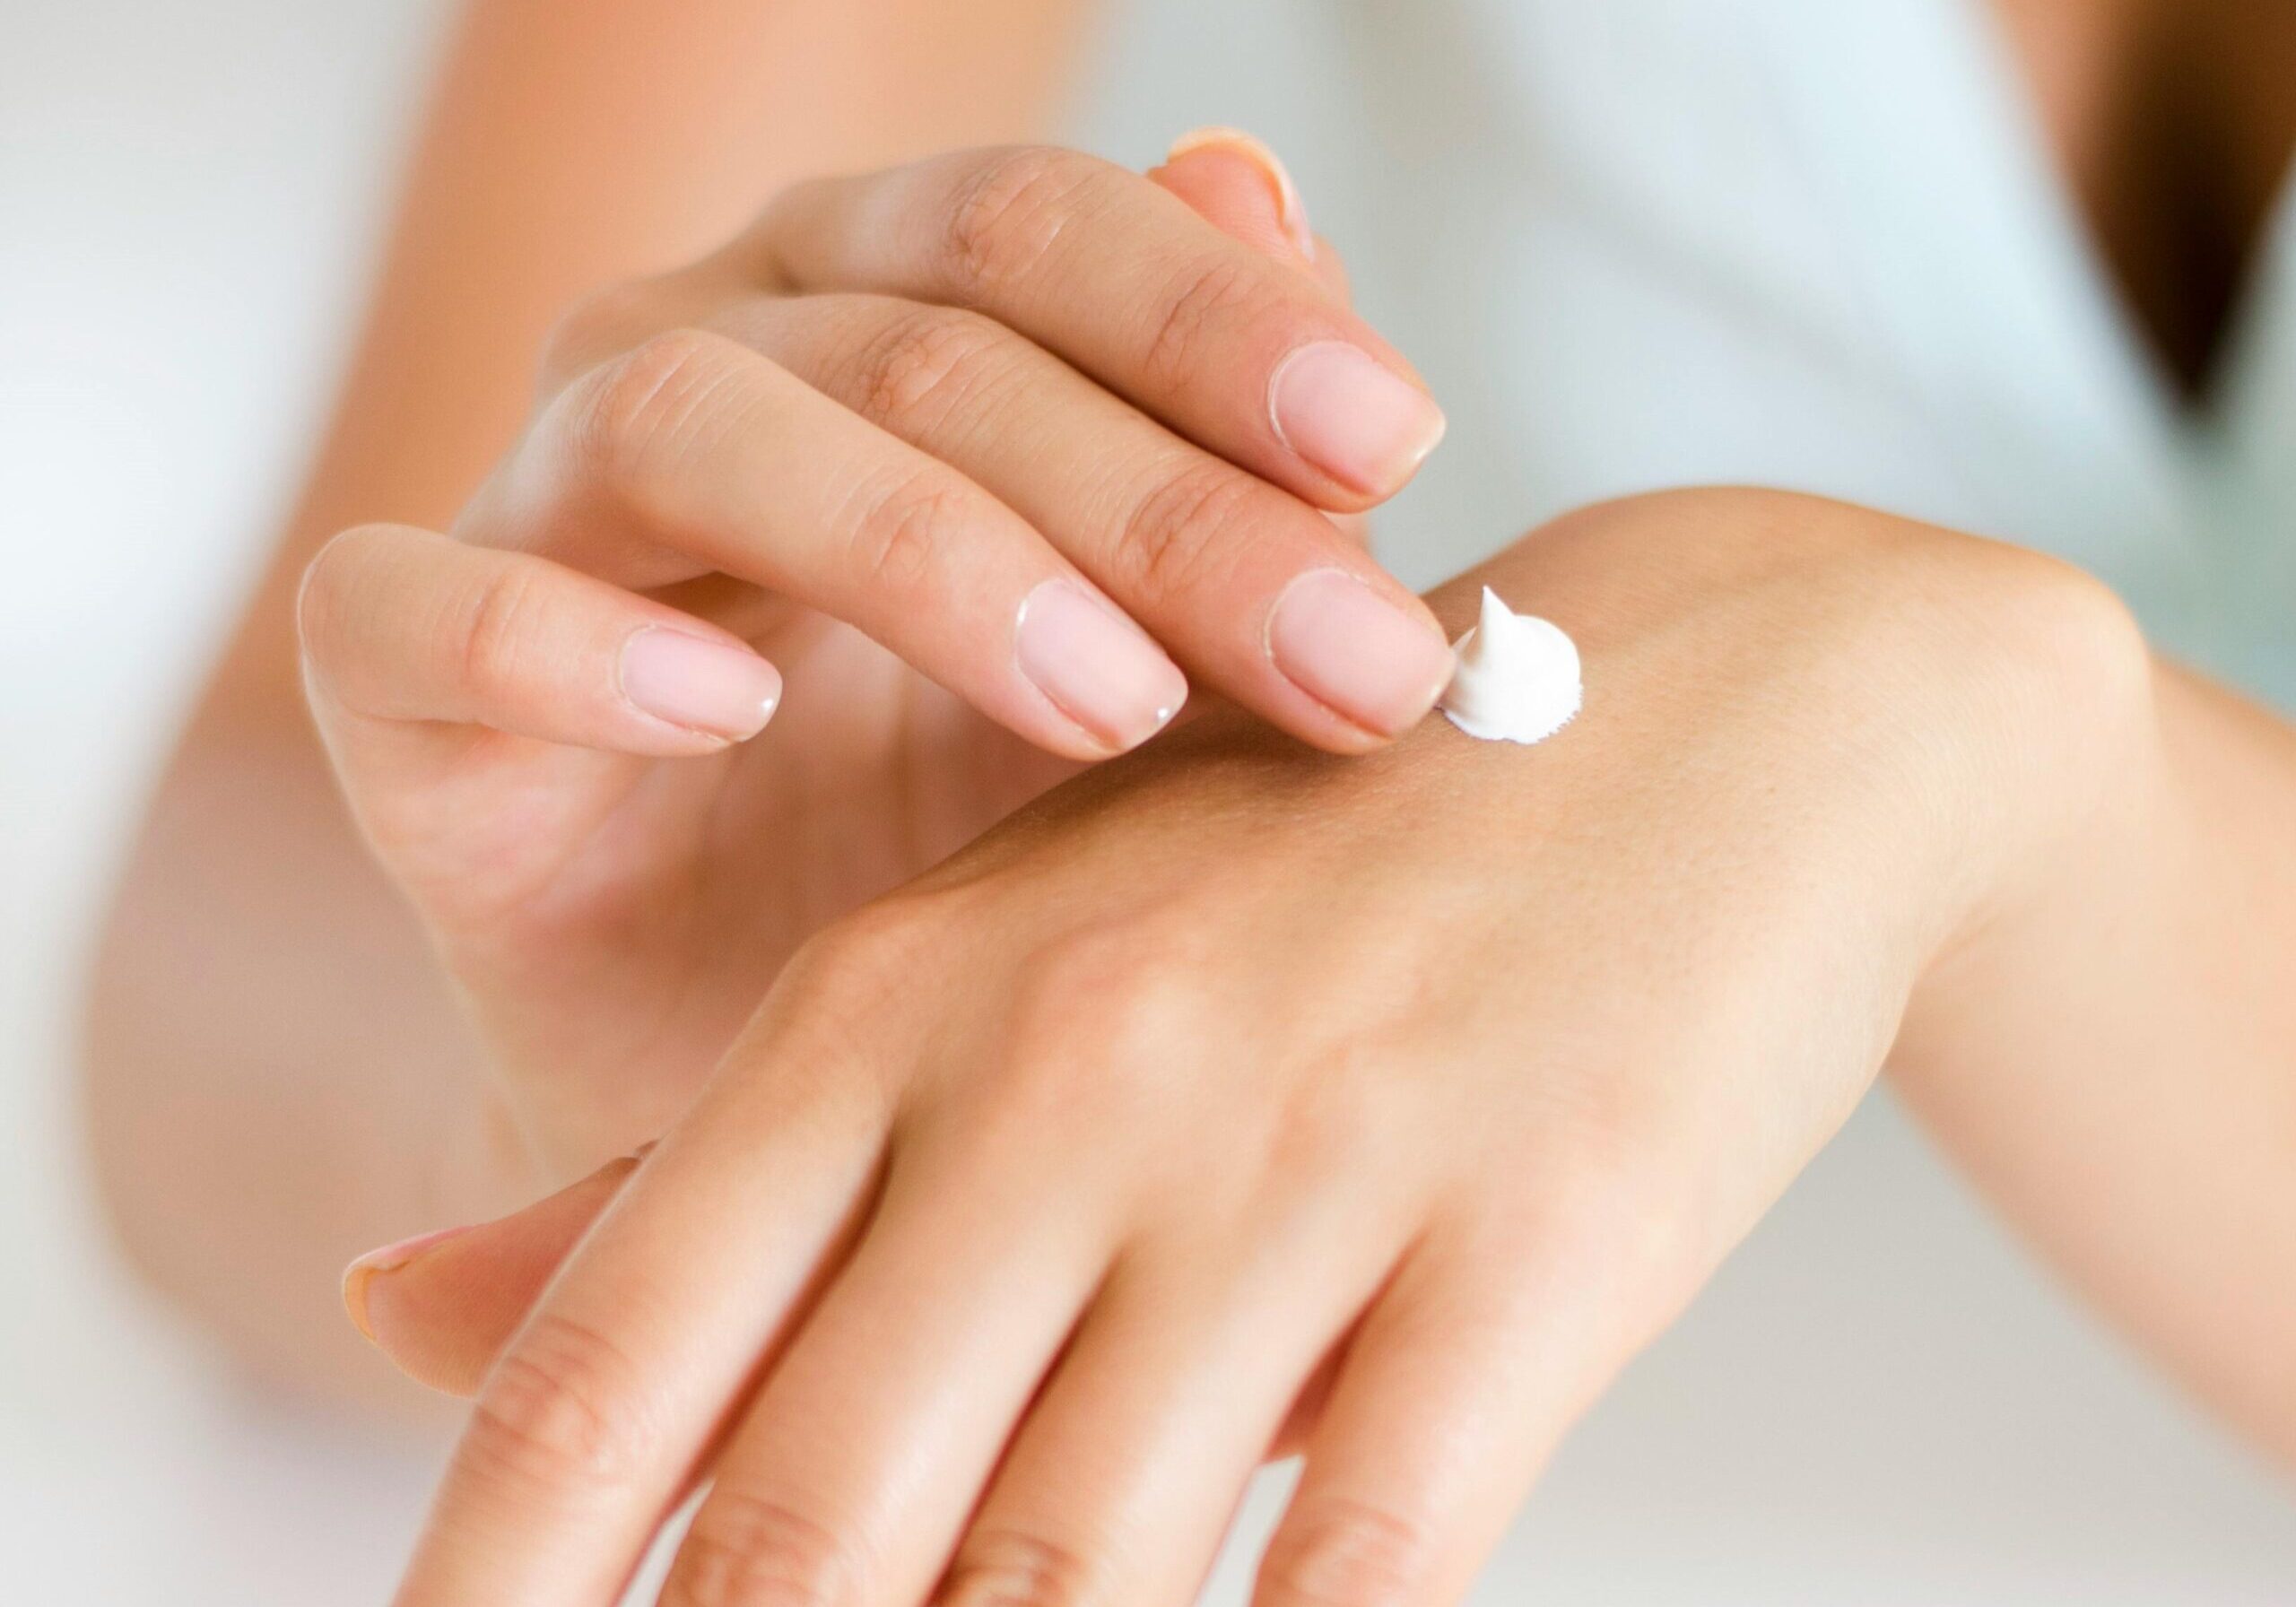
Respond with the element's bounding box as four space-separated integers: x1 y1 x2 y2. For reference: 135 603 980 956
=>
84 714 518 1412
1895 656 2296 1464
83 0 1087 1405
1442 493 2296 1460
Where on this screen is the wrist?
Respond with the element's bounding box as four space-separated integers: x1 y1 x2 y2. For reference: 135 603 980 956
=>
1883 534 2161 1076
1147 488 2161 1064
1442 489 2157 1010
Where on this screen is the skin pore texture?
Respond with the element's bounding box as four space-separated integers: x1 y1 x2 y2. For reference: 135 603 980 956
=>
77 1 2296 1602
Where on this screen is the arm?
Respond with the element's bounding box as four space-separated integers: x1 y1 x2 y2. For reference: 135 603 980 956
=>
83 0 1090 1410
364 487 2296 1607
1896 656 2296 1461
342 484 2295 1607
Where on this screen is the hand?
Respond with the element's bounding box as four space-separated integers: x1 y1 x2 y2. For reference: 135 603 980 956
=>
294 134 1453 1177
369 489 2149 1606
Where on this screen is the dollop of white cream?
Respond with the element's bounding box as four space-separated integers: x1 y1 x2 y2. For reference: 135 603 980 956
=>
1438 586 1582 744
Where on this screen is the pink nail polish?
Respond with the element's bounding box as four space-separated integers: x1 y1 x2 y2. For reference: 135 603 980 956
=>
1266 569 1456 737
619 629 782 741
1268 342 1447 496
1015 580 1188 753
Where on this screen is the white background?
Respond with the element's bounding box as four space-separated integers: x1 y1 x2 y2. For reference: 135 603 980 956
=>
1 1 2289 1599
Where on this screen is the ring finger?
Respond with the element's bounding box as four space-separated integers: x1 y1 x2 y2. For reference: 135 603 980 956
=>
931 1189 1413 1607
486 326 1191 760
653 1116 1118 1607
720 291 1451 747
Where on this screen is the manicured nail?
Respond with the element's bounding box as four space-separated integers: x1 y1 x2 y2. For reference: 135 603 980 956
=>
1266 569 1456 737
342 1223 474 1344
1015 579 1188 752
1268 341 1447 495
1167 126 1317 257
620 629 781 741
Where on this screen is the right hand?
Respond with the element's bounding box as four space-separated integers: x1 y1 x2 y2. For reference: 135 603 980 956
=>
297 134 1454 1180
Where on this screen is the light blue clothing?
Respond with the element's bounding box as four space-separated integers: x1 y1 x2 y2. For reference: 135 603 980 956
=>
1083 0 2296 708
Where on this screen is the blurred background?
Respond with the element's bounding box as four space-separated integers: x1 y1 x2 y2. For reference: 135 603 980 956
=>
2 1 2290 1600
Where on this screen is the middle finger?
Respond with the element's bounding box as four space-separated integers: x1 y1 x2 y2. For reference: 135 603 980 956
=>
654 1115 1116 1607
722 291 1455 745
752 145 1448 509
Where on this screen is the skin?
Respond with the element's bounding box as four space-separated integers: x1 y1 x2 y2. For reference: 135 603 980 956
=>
295 138 1439 1184
85 0 2296 1406
352 489 2291 1607
77 0 2296 1593
84 0 1097 1406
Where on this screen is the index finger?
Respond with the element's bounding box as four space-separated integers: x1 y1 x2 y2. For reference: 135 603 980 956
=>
387 996 891 1605
750 144 1447 510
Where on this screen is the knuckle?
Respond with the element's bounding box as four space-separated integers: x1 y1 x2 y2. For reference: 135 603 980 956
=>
294 525 386 664
665 1490 857 1607
464 1312 659 1493
1092 958 1203 1065
996 923 1205 1123
1258 1498 1432 1607
451 561 544 703
1531 1144 1696 1302
574 326 752 515
757 898 952 1116
745 174 835 290
1457 1128 1693 1337
843 465 970 594
938 1529 1100 1607
942 145 1107 294
781 895 948 1019
1025 924 1196 1042
1264 1045 1395 1183
1114 459 1265 604
541 275 665 389
847 304 1014 437
1138 253 1269 394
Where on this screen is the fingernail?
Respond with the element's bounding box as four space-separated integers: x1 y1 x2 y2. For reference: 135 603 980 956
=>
619 629 782 741
1167 126 1316 257
1015 579 1188 753
1266 569 1455 737
342 1223 474 1344
1268 341 1447 496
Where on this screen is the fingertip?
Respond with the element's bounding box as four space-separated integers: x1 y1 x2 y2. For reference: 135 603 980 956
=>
340 1151 648 1394
1265 569 1456 743
618 628 784 745
343 1262 379 1347
1267 342 1448 501
1015 578 1190 760
342 1220 477 1367
1152 126 1318 265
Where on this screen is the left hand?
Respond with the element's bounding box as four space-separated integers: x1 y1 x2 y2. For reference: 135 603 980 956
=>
370 489 2147 1607
293 133 1402 1183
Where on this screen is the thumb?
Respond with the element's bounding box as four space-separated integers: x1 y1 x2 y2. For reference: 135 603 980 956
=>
1148 127 1351 301
342 1149 641 1395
